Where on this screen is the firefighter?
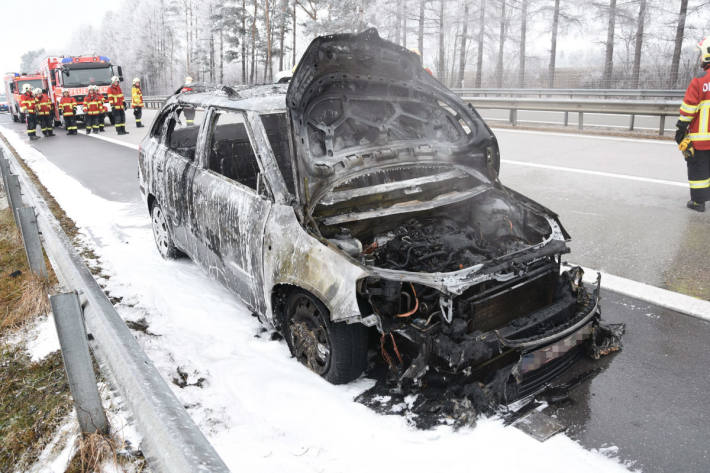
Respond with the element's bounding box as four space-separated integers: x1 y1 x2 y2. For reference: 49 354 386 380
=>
84 86 100 134
181 76 195 125
59 89 78 135
94 86 106 132
107 76 128 135
131 78 144 127
676 37 710 212
36 88 55 137
20 84 39 140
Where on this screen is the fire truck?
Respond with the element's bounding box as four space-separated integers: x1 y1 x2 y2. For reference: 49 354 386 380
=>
2 72 47 122
41 55 124 127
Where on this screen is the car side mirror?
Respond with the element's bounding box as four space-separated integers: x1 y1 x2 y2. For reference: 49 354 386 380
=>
117 66 124 82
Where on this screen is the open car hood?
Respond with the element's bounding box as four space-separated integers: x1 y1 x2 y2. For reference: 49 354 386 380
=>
287 28 498 203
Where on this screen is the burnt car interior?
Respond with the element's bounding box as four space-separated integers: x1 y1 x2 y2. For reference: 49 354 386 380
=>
208 112 260 189
164 106 203 160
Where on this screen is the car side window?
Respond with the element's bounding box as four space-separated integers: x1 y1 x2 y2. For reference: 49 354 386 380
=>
165 105 205 160
207 110 261 190
260 113 295 195
150 108 171 139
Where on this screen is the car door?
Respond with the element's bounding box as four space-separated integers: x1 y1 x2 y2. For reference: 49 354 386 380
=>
161 104 206 252
190 108 273 313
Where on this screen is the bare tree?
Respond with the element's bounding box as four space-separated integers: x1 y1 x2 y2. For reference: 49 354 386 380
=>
438 0 445 81
457 2 470 87
495 0 506 88
669 0 689 88
418 0 426 60
631 0 647 89
475 0 486 88
602 0 617 86
518 0 528 87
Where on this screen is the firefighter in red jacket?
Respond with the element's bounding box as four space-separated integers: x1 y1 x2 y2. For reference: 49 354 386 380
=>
59 90 78 135
84 87 101 134
35 88 55 137
676 37 710 212
19 84 39 140
131 78 144 127
93 86 106 132
108 76 128 135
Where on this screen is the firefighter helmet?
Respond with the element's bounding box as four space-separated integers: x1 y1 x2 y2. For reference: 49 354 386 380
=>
133 77 140 84
22 84 32 93
184 76 193 84
33 88 42 96
699 37 710 66
111 76 119 84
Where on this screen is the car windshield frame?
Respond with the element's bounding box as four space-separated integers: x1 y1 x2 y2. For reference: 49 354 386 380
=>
62 65 113 87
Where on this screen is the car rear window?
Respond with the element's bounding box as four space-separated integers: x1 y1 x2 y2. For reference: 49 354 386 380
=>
165 106 205 160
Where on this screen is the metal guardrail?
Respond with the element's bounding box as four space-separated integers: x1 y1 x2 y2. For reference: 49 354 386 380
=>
0 144 231 473
451 88 684 99
139 89 681 135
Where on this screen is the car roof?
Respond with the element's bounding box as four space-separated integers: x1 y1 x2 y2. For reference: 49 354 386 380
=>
173 83 288 113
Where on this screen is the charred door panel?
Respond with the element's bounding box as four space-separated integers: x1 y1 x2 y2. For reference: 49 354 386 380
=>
188 109 273 313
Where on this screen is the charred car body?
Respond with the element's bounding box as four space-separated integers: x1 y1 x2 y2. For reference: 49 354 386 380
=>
138 29 621 403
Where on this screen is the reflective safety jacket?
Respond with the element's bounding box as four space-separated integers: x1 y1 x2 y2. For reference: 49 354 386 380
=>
131 85 143 107
85 93 101 115
107 84 125 110
20 92 36 114
36 94 52 116
59 96 77 116
679 68 710 150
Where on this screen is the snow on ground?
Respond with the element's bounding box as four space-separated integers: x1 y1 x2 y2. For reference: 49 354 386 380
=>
1 126 637 473
25 313 61 362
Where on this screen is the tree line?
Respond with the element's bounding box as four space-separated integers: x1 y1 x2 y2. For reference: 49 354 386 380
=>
20 0 710 94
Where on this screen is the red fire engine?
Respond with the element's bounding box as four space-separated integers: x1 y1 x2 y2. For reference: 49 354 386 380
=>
2 72 47 122
41 55 123 126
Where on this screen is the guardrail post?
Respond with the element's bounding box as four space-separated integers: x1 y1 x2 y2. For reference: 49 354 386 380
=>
510 109 518 126
51 292 110 435
0 151 10 190
5 174 23 225
659 115 666 136
564 111 569 127
578 112 584 131
629 114 636 131
17 206 48 279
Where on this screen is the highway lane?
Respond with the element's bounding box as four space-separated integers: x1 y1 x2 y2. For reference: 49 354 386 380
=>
2 112 709 472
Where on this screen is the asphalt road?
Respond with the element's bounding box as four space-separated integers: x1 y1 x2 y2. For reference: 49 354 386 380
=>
1 112 709 472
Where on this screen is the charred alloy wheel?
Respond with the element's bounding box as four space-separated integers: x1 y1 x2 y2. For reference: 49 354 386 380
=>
285 291 368 384
150 202 180 259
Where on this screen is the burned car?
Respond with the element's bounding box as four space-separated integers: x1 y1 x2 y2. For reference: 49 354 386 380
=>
138 29 621 403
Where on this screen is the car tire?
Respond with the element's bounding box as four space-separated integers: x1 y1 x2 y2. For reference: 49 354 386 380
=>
150 201 180 259
12 113 18 122
284 290 368 384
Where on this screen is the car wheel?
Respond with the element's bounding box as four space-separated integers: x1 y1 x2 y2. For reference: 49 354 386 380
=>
285 290 368 384
12 113 18 122
150 202 180 259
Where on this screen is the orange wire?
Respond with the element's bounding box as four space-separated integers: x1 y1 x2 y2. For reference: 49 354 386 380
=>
395 283 419 318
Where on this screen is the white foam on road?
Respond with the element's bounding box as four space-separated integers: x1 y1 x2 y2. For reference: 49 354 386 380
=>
86 132 139 150
0 125 635 473
502 159 687 187
568 264 710 322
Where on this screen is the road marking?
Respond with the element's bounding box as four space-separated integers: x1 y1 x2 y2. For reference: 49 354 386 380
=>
86 133 139 150
566 264 710 322
493 127 677 145
502 159 687 187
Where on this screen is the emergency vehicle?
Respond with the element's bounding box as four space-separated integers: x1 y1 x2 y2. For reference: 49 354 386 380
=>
41 56 124 126
2 72 47 122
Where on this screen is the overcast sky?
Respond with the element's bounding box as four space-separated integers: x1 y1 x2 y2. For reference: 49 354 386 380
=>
0 0 115 77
